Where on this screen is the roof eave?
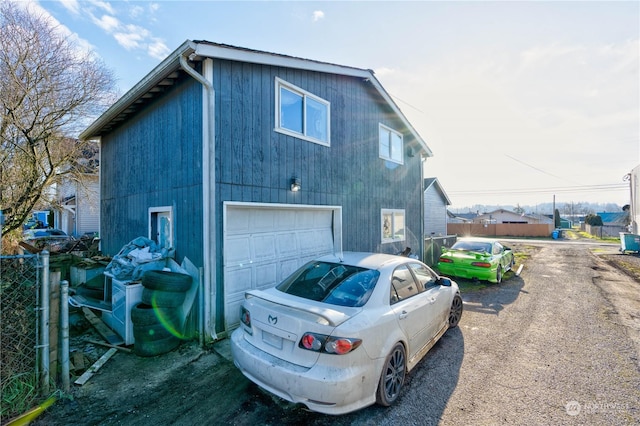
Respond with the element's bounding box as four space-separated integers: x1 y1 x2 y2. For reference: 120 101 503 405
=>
81 40 433 156
80 40 197 140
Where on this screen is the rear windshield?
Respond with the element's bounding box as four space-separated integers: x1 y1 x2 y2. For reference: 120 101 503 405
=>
276 261 379 307
451 241 491 253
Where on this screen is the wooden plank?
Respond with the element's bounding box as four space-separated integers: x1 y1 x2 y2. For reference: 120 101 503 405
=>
81 308 124 346
86 339 132 353
74 348 117 386
70 295 112 312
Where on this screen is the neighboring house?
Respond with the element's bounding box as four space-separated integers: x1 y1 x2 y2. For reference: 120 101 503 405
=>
80 40 433 339
423 177 451 236
447 211 476 223
473 209 553 225
57 142 100 237
596 211 630 237
58 175 99 237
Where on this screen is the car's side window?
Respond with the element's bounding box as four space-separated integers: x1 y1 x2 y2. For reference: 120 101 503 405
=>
390 265 419 304
493 242 503 255
408 263 438 288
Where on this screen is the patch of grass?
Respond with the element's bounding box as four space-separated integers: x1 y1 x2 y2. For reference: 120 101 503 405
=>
565 228 620 243
455 279 492 292
0 372 38 422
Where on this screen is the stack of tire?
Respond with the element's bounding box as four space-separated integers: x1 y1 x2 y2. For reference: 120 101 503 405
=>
131 270 191 357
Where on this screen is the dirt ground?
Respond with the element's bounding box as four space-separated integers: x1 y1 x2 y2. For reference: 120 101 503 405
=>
29 239 640 425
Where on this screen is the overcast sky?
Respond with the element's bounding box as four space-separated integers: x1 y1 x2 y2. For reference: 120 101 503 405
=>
24 0 640 210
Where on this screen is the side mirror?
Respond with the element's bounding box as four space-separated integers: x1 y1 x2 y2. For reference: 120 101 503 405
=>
438 277 452 287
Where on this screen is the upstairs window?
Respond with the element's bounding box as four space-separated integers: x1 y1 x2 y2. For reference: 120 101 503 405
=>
379 124 404 164
275 78 330 146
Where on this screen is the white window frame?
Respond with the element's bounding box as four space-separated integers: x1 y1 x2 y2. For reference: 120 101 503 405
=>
381 209 406 243
275 77 330 146
379 124 404 164
149 206 173 250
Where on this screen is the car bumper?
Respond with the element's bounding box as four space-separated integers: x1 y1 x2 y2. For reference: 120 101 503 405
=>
230 328 380 415
437 263 497 282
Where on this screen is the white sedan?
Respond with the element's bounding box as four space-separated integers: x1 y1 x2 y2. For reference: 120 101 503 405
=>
230 251 463 415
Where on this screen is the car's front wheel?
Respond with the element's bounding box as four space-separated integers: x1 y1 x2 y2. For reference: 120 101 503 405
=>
449 294 463 328
376 343 406 406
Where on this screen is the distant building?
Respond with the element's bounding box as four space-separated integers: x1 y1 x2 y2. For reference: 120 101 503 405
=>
423 178 451 236
473 209 552 225
597 211 630 237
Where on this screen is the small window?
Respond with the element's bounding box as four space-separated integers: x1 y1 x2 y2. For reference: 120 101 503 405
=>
390 265 418 304
379 124 404 164
149 206 173 250
275 78 330 145
382 209 405 243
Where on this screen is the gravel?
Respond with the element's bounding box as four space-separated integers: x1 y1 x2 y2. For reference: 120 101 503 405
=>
34 241 640 425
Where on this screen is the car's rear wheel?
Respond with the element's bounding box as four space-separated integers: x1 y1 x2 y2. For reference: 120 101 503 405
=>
496 266 503 283
449 295 463 328
376 343 406 407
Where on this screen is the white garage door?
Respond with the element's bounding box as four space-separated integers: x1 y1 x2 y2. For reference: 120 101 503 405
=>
223 203 341 330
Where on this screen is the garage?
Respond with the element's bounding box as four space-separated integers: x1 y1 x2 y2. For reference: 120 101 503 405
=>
223 202 342 329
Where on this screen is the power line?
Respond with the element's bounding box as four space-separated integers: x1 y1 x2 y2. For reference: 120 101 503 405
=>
449 183 628 196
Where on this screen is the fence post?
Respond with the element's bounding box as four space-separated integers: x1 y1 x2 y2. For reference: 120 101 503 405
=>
430 237 434 266
60 280 70 391
40 250 50 394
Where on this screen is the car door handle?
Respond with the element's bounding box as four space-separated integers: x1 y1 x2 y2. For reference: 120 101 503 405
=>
429 297 436 304
399 311 408 320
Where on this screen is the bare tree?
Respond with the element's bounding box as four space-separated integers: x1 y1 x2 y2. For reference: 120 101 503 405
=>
0 2 115 240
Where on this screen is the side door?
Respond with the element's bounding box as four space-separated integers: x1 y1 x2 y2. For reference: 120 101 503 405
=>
493 242 510 271
408 262 451 338
389 265 428 359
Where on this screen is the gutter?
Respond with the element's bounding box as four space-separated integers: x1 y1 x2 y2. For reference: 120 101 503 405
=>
178 55 217 341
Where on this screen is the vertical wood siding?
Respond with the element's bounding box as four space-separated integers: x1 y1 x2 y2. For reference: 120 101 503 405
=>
100 76 204 265
101 58 426 334
424 186 447 236
213 59 424 257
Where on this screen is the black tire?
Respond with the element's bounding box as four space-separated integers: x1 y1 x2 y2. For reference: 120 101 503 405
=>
376 343 406 407
448 295 463 328
142 270 192 292
496 266 503 284
133 323 177 342
142 288 186 308
131 303 180 328
134 335 181 357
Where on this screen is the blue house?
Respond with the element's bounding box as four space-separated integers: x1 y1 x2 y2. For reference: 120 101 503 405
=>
80 40 433 340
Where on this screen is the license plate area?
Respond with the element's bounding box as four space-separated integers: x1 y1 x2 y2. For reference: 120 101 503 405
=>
262 330 283 349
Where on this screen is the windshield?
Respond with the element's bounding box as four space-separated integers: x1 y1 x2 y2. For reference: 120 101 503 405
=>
276 261 379 307
451 241 492 253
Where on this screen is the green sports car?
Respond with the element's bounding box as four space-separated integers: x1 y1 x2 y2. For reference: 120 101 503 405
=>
437 238 515 283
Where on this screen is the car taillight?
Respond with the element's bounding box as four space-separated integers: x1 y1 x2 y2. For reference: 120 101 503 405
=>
240 307 252 334
471 262 492 268
439 257 453 263
299 332 362 355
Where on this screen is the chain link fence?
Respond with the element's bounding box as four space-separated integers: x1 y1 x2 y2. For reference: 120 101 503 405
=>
1 253 44 423
423 235 458 268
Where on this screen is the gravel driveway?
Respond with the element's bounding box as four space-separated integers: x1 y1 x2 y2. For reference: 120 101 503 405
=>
34 241 640 425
